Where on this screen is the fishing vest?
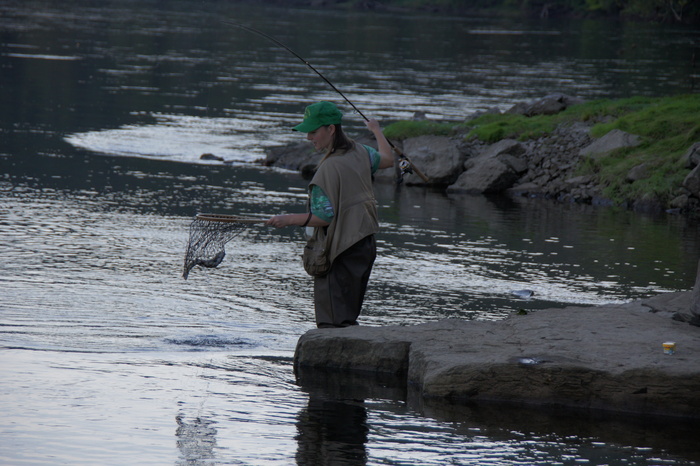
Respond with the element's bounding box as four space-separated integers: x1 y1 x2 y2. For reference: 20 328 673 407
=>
309 143 379 264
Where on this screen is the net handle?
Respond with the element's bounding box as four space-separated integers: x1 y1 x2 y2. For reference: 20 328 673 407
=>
196 213 268 224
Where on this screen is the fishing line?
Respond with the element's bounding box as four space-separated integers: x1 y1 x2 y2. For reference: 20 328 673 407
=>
222 20 429 183
222 21 369 120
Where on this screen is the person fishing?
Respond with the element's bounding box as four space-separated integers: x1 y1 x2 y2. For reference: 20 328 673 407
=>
266 101 394 328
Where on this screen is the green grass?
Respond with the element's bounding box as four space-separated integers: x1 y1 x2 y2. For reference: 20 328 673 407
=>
382 120 455 139
580 95 700 204
384 94 700 206
457 96 681 143
461 113 561 142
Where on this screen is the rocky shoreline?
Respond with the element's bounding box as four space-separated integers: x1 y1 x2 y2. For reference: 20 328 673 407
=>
236 0 700 24
294 291 700 420
258 94 700 215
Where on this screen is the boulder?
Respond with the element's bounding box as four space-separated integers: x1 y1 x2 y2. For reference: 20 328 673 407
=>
398 135 465 185
626 162 651 182
579 129 641 159
506 94 585 117
681 142 700 168
563 175 594 187
683 164 700 197
466 140 529 173
498 154 529 174
465 139 528 174
448 139 529 194
262 141 320 172
669 194 690 210
478 139 526 159
447 158 520 194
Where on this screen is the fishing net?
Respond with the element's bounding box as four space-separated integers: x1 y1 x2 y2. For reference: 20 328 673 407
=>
183 214 266 279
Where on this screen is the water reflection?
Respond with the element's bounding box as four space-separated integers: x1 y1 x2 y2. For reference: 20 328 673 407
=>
176 414 218 465
296 397 369 465
295 367 407 466
294 366 700 465
416 396 700 464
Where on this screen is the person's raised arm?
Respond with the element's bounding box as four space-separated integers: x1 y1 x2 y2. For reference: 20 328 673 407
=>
365 118 394 169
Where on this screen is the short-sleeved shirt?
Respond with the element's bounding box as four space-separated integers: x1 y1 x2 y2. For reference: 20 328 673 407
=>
310 144 381 223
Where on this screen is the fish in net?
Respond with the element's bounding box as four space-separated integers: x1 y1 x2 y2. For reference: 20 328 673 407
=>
183 214 267 279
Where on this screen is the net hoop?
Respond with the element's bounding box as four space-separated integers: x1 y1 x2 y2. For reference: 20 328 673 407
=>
196 213 267 224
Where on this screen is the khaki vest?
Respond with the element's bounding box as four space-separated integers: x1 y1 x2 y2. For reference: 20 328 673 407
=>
309 144 379 264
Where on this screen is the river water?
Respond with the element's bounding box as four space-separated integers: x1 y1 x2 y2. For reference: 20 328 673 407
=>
2 1 700 464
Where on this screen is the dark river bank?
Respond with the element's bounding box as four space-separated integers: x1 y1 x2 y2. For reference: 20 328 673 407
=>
1 1 699 464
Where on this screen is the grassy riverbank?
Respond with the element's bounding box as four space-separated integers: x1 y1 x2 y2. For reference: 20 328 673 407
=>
261 0 700 23
384 94 700 209
298 0 700 23
382 0 700 22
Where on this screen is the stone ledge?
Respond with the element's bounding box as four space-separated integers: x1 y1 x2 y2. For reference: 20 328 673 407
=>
293 291 700 420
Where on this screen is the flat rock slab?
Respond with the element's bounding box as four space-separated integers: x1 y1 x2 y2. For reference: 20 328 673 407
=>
294 292 700 419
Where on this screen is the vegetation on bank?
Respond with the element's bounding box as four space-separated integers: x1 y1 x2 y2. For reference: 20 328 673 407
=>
580 95 699 204
380 0 700 23
272 0 700 23
384 94 700 207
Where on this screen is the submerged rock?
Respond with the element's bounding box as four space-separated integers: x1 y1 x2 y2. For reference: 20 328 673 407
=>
200 153 225 162
510 289 535 298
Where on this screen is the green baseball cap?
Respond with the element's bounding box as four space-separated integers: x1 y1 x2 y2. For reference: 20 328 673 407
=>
292 101 343 132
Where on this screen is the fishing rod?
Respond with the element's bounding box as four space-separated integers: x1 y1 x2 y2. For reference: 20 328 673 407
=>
222 20 429 183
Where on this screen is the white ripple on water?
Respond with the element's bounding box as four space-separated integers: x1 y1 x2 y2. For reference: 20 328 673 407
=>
64 113 298 165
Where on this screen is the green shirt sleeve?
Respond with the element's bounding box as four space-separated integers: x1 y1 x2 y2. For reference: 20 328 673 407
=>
310 184 334 223
363 144 382 174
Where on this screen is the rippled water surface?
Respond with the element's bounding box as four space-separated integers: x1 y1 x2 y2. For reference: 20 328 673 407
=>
2 1 700 464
